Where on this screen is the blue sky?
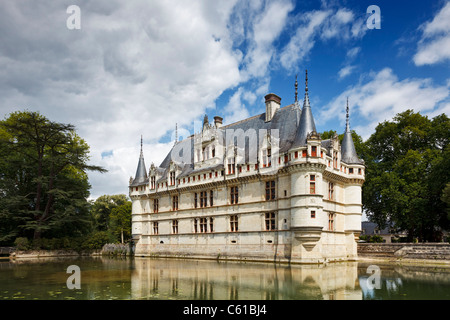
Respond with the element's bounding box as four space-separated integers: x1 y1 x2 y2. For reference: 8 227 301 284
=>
0 0 449 198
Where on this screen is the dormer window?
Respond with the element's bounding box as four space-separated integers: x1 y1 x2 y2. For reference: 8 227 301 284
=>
227 157 235 174
262 148 271 167
170 171 175 186
311 146 317 157
150 176 156 189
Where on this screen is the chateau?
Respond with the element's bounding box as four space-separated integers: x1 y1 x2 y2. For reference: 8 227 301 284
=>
130 71 365 264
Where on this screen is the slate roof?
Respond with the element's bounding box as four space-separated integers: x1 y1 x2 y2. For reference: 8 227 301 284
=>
130 147 148 186
131 72 362 186
341 99 364 165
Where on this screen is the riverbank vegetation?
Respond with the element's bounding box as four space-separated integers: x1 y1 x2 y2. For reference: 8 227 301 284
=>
0 111 131 251
323 110 449 242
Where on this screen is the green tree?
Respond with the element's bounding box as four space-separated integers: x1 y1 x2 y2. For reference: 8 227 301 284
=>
109 201 132 244
0 111 106 244
90 194 128 231
363 110 449 241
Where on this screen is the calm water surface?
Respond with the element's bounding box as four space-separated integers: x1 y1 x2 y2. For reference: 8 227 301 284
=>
1 257 450 300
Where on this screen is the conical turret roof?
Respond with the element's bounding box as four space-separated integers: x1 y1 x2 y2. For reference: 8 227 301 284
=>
291 70 317 148
341 99 363 164
131 136 148 186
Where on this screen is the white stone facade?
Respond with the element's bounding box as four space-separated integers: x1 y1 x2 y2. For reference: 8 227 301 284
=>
130 82 364 264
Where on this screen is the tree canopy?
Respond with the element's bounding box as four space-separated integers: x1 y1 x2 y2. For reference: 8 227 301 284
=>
0 111 106 244
362 110 449 241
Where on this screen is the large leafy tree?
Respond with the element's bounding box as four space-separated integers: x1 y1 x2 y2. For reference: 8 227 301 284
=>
363 110 449 241
90 194 128 231
0 111 106 244
109 201 132 244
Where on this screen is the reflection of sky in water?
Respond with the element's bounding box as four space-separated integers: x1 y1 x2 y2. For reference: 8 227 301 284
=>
359 276 375 299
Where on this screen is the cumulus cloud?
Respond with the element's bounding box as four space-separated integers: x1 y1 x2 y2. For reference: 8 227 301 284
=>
0 0 243 197
279 7 366 72
413 1 450 65
321 68 450 139
338 65 356 79
0 0 298 198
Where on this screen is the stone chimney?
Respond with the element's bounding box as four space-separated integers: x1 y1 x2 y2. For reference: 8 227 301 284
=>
214 116 223 128
265 93 281 122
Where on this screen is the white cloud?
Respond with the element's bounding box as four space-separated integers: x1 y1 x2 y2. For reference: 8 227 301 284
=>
222 87 251 125
413 1 450 66
338 65 356 79
239 0 294 80
279 7 366 72
0 1 243 198
279 10 330 71
321 68 450 139
347 47 361 58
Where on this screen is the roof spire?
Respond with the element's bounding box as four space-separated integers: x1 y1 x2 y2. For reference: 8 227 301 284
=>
305 69 308 92
294 74 298 103
304 69 310 107
140 135 143 156
174 123 178 145
346 97 350 132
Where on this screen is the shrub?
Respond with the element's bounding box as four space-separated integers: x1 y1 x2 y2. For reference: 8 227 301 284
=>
82 231 111 250
369 235 384 243
14 237 30 250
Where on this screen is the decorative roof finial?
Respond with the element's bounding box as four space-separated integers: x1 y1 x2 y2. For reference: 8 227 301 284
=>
346 97 350 132
303 69 310 107
305 69 308 92
175 123 178 144
294 74 298 103
140 135 143 155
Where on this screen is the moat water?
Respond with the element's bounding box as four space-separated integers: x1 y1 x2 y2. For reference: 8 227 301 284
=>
1 257 449 300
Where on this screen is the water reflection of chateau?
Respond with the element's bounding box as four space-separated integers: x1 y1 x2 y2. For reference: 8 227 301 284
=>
130 258 362 300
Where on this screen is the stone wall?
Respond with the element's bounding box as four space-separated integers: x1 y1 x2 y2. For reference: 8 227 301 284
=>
357 243 450 261
10 249 102 259
101 243 134 256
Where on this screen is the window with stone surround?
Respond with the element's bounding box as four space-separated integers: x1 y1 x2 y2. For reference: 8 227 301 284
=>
200 191 208 207
153 222 159 234
209 217 214 232
210 190 214 206
328 213 335 231
310 175 316 194
230 215 238 232
311 146 317 157
150 176 155 189
230 186 239 204
172 195 178 211
194 192 198 208
193 218 198 233
153 199 159 213
328 182 334 200
227 157 235 174
262 148 271 167
200 218 208 233
265 212 276 230
170 171 175 186
265 180 276 200
172 220 178 234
